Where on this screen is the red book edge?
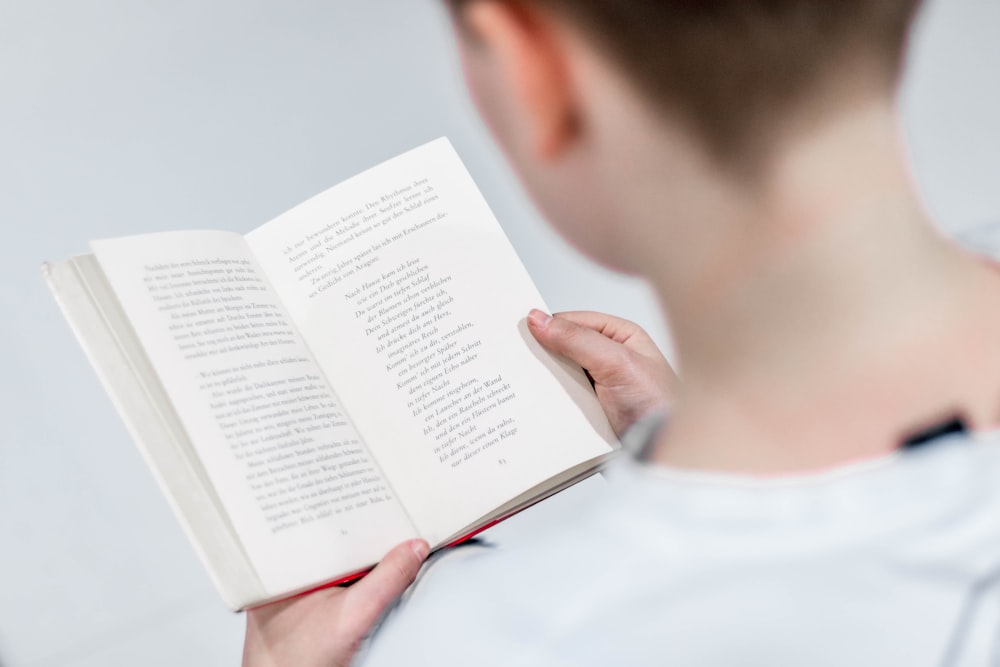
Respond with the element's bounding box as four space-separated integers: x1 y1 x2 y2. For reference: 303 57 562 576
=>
247 514 512 610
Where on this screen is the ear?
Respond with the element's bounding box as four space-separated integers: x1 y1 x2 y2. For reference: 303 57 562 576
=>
459 1 580 160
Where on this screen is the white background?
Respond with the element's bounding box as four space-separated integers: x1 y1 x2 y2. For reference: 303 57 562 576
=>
1 0 998 664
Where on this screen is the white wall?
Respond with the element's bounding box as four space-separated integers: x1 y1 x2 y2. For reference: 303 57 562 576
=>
901 0 1000 235
0 1 997 664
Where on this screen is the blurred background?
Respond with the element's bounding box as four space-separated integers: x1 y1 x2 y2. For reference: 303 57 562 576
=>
1 0 998 664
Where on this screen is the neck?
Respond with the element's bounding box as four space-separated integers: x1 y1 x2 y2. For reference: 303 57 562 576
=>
613 100 1000 474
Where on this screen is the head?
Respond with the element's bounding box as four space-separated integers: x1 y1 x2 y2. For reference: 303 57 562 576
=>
446 0 923 273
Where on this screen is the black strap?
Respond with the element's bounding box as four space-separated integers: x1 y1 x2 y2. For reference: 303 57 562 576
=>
901 417 967 450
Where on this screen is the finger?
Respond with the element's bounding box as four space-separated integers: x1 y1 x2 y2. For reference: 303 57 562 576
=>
347 539 429 629
554 311 668 363
527 309 627 377
550 310 650 345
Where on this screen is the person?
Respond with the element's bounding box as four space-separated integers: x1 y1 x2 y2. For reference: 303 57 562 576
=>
243 0 1000 664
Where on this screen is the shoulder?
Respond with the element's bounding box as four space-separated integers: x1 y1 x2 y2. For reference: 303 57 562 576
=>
357 475 633 667
359 439 1000 666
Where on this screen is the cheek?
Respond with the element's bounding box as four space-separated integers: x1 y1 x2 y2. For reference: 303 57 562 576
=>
531 185 634 274
460 51 489 123
460 45 517 152
456 40 634 273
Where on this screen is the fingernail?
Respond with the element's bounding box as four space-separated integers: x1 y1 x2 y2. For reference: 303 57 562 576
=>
528 309 552 329
411 540 430 560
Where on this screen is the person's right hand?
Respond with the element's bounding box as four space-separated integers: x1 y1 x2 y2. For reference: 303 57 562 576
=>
527 309 677 436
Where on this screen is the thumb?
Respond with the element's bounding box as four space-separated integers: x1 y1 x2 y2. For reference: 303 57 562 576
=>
347 539 429 629
527 309 625 379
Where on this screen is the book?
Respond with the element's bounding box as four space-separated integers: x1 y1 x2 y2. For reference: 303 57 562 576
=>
44 138 618 611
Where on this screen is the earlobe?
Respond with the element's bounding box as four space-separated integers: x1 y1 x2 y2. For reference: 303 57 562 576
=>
464 1 581 161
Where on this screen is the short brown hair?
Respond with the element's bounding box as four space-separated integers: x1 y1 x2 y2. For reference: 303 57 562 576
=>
449 0 922 160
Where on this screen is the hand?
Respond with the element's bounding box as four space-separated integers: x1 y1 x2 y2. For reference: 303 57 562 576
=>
242 539 430 667
527 309 676 436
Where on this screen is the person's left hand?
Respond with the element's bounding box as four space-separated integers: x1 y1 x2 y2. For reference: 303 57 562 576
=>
242 539 430 667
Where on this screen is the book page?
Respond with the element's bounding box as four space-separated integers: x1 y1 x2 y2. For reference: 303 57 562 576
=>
91 231 417 594
247 139 617 546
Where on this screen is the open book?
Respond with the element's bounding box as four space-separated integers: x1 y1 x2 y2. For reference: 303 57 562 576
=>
44 138 618 610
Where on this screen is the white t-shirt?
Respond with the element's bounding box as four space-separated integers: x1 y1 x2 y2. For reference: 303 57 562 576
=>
359 227 1000 666
358 430 1000 666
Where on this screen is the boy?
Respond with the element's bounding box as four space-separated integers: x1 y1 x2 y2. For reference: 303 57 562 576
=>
244 1 1000 664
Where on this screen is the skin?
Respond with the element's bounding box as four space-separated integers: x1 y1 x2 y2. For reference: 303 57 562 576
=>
243 540 428 666
526 309 675 437
244 0 1000 663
